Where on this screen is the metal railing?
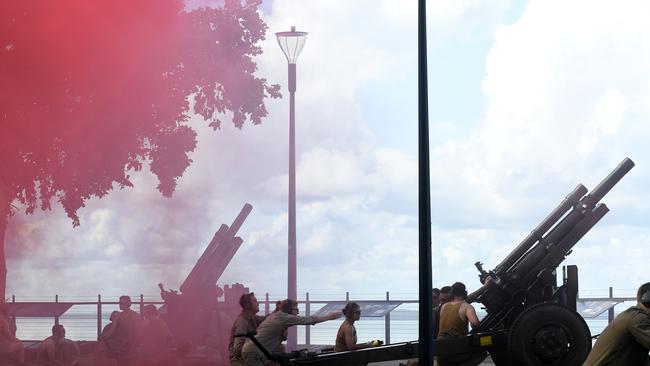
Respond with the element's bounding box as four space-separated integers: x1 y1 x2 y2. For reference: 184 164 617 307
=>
8 288 637 343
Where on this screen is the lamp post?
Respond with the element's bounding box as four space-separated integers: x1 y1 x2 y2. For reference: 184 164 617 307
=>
276 26 307 351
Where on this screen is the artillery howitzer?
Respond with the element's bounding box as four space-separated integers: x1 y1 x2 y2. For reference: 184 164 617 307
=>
158 203 254 362
465 157 634 364
260 158 634 366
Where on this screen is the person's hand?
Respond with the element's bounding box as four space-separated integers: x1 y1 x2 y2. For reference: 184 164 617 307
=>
485 276 494 286
368 339 382 347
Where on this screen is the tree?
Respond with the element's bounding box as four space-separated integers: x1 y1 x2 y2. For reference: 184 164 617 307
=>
0 0 280 299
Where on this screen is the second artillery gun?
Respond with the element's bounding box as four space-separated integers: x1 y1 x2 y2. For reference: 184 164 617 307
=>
259 157 634 366
158 203 255 363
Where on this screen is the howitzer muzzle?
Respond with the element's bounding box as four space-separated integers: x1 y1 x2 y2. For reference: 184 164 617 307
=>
228 203 253 236
583 158 634 208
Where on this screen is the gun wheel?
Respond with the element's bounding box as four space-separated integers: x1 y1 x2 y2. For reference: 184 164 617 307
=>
508 302 591 365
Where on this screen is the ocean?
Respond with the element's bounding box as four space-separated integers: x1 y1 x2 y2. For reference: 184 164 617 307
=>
13 301 621 344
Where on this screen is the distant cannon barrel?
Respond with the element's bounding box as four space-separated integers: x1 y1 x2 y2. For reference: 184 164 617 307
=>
494 184 587 277
180 203 253 294
583 157 634 207
227 203 253 236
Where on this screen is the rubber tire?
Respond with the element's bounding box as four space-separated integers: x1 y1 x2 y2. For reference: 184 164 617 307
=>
489 347 514 366
508 302 591 365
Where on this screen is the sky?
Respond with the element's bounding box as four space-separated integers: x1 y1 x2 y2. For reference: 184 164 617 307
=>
5 0 650 303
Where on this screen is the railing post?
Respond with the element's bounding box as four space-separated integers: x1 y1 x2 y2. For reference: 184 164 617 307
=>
385 291 391 344
97 294 102 340
265 293 270 315
608 287 614 324
346 292 349 302
305 292 310 346
55 294 60 326
9 295 16 337
139 294 144 318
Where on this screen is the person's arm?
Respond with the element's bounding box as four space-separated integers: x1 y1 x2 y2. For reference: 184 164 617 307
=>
101 321 117 340
282 312 340 326
464 303 480 329
313 312 341 324
342 324 372 351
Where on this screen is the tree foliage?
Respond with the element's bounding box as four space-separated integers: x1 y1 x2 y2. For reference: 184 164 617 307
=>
0 0 280 225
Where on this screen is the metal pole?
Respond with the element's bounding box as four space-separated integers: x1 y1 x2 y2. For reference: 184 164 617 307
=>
287 62 298 351
97 294 102 340
385 291 391 344
305 292 310 345
418 0 434 363
55 294 59 326
608 287 614 323
139 294 144 319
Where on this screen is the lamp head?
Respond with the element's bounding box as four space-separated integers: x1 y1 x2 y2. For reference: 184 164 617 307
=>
276 26 308 64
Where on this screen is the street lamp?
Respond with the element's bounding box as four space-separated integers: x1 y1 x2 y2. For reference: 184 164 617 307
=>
276 26 307 351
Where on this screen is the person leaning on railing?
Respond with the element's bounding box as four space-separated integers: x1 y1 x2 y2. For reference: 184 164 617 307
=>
240 299 341 366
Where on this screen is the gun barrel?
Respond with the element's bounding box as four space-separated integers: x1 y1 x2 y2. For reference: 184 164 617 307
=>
494 184 587 277
227 203 253 236
584 158 634 207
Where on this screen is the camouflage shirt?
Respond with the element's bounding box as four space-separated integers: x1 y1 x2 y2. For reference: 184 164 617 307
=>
583 306 650 366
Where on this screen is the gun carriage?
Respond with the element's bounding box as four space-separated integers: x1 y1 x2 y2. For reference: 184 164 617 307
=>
249 158 634 366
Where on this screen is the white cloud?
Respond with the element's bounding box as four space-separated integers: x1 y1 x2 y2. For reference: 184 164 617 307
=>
104 243 125 257
594 89 627 135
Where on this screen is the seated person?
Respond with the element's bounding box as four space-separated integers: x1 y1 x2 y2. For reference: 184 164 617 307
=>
334 302 380 352
39 324 80 366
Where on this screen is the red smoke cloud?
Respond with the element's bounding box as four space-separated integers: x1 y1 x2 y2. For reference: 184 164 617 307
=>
0 0 279 297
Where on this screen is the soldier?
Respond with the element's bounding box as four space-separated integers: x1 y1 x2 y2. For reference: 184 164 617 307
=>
38 324 80 366
137 304 177 366
229 293 265 365
95 311 120 366
583 282 650 365
437 282 488 366
432 286 452 341
240 299 340 366
110 295 141 366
